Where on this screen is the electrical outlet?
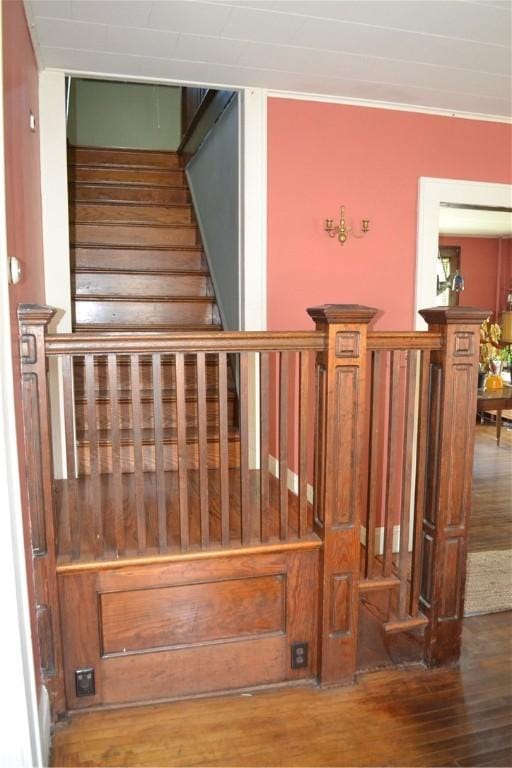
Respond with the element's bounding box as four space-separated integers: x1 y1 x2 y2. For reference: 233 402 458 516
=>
291 642 308 669
75 668 95 697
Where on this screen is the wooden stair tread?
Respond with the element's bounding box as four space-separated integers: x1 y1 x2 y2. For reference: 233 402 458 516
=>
73 267 208 275
70 221 197 230
75 388 237 403
77 424 240 447
73 295 216 303
73 323 222 332
383 613 429 634
72 244 203 252
71 200 192 210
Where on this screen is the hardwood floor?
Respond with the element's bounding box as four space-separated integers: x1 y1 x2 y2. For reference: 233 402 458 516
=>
51 611 512 767
469 421 512 553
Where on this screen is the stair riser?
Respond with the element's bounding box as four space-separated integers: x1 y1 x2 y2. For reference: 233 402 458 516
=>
74 359 226 391
78 441 241 474
69 167 185 186
71 185 190 205
75 398 237 432
72 247 205 272
72 203 194 225
73 272 212 298
71 223 198 247
74 299 219 327
69 148 182 169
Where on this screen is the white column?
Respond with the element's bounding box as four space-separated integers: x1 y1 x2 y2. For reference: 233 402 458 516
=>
39 70 71 478
240 89 268 468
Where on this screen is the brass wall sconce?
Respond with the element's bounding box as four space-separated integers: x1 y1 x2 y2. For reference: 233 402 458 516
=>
324 206 370 245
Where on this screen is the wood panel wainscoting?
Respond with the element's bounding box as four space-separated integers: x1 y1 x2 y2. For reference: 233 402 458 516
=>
18 303 487 719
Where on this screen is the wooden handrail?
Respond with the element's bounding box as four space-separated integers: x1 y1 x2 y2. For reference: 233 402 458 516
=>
45 330 327 355
367 331 443 350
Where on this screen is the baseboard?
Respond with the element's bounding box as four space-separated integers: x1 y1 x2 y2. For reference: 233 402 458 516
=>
39 684 51 767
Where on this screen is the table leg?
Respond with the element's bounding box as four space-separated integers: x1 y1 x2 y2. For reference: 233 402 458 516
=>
496 409 502 446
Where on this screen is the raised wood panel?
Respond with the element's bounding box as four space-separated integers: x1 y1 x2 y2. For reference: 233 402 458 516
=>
72 202 193 225
69 166 185 186
420 530 434 607
445 365 474 529
439 537 464 620
73 271 210 298
21 372 46 553
73 298 217 327
100 574 285 655
424 362 442 527
58 549 318 709
332 366 358 527
69 147 182 169
70 223 198 248
71 183 189 205
330 574 351 635
72 247 204 272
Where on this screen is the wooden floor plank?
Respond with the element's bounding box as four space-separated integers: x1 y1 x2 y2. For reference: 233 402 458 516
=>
51 611 512 767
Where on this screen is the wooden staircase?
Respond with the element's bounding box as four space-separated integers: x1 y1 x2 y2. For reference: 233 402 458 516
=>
67 145 238 472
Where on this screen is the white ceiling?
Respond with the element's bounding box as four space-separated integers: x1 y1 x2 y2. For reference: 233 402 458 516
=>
439 206 512 236
24 0 512 119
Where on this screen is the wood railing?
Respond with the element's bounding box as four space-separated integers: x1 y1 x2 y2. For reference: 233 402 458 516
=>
18 302 487 710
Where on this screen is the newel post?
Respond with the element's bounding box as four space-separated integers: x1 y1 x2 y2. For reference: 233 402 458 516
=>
18 304 65 716
307 304 378 686
419 306 489 667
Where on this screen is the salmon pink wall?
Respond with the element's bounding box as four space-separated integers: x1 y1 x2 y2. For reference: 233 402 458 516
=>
439 236 502 315
3 0 46 692
267 99 512 331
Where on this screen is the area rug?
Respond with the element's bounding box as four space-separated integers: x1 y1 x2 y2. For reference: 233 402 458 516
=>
464 549 512 615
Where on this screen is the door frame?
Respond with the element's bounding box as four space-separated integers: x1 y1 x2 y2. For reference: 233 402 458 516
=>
415 177 512 328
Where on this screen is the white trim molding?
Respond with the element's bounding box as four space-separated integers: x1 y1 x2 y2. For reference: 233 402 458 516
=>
415 178 512 329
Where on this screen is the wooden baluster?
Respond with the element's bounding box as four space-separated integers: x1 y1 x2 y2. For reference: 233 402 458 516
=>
279 352 289 540
84 353 102 557
419 306 488 666
18 304 66 716
196 352 209 548
410 349 431 617
260 352 270 541
383 351 403 576
152 353 167 550
298 351 309 538
175 352 189 550
365 351 386 578
218 352 230 545
398 350 418 618
62 355 80 560
307 304 377 686
108 354 124 555
130 354 146 553
239 353 251 544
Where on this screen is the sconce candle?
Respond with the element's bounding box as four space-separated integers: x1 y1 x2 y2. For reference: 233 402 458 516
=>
324 205 370 245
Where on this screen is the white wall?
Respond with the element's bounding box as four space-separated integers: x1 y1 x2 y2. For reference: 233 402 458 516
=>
186 95 240 330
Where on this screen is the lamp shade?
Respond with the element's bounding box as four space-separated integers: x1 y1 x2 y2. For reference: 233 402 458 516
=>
501 311 512 343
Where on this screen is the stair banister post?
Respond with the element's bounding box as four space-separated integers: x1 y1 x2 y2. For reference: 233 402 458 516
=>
418 306 489 667
18 304 66 717
307 303 378 686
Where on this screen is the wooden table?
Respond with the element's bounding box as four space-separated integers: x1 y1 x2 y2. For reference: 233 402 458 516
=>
477 385 512 446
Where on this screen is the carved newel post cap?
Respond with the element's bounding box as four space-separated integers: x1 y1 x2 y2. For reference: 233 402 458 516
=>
419 306 491 326
18 304 57 326
307 304 378 325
